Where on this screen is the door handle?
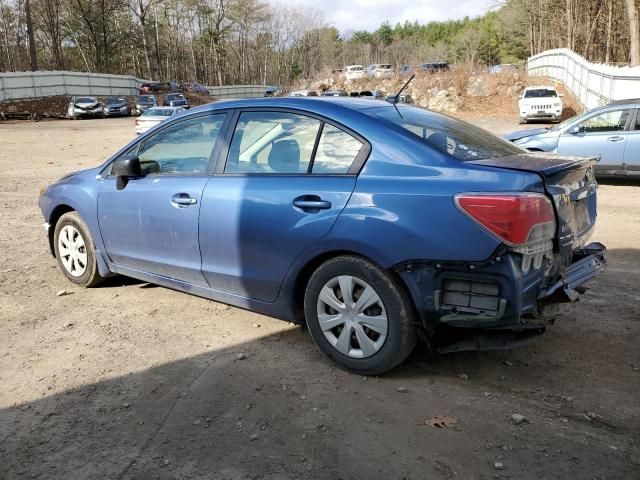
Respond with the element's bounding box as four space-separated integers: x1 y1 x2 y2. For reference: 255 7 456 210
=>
607 136 624 142
293 195 332 212
170 193 197 207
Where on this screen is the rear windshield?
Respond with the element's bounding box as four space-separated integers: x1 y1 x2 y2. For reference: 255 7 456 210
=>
379 64 392 69
367 106 525 161
144 108 174 117
524 89 558 98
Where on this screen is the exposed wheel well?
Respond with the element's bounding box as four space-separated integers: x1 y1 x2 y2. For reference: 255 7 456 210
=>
48 205 75 256
291 251 416 324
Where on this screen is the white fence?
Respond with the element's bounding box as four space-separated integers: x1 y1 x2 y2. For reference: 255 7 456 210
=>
0 71 143 101
0 70 273 102
527 48 640 109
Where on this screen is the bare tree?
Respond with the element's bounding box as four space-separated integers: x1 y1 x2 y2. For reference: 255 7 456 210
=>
627 0 640 65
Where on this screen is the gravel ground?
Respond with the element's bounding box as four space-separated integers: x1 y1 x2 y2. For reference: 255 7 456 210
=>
0 116 639 479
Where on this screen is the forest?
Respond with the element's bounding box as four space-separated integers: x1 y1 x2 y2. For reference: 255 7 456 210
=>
0 0 638 87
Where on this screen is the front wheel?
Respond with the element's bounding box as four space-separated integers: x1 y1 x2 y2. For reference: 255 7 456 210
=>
53 212 105 287
304 256 417 375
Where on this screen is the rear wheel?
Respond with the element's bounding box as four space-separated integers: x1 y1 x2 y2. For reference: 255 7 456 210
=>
53 212 105 287
304 256 417 375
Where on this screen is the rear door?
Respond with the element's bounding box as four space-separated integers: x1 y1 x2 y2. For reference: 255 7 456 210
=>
623 109 640 173
199 109 369 302
556 108 632 170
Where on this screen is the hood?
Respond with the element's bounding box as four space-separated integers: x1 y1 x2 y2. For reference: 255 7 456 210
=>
75 101 99 108
503 127 553 141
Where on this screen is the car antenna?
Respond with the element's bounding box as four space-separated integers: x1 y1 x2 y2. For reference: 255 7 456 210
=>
391 74 414 104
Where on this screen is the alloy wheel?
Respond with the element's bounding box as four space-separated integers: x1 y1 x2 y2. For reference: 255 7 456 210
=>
316 275 388 358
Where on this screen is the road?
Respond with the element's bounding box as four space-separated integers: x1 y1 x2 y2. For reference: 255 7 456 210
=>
0 116 638 479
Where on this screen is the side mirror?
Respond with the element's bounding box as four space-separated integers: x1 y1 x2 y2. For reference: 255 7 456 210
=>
518 95 523 100
113 157 141 190
567 125 580 135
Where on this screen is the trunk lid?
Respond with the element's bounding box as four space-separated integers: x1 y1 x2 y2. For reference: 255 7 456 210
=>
469 153 599 260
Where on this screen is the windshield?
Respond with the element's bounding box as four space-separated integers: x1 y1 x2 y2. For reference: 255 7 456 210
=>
367 106 526 161
75 97 96 103
524 89 558 98
107 98 125 104
348 66 363 71
137 95 156 103
144 108 174 117
379 64 392 69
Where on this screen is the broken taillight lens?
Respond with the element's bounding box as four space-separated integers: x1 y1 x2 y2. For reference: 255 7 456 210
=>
455 193 556 246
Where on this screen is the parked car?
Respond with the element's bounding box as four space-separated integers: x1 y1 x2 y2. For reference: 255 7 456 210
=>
183 82 209 95
344 65 366 81
163 93 190 109
420 62 449 73
40 97 606 374
264 86 280 97
135 95 158 115
504 98 640 176
398 65 415 76
138 82 162 94
289 89 318 97
367 64 394 79
134 106 184 135
322 90 348 97
518 86 563 123
67 97 103 120
489 63 518 74
102 97 131 117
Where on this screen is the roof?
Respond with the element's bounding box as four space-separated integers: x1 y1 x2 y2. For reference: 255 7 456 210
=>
191 96 394 114
609 98 640 106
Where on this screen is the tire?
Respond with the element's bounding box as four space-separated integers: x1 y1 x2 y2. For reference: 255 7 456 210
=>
304 255 417 375
53 211 105 287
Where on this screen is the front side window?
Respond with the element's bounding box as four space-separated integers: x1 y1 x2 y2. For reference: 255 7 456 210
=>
133 114 225 174
578 109 630 133
367 106 524 161
635 110 640 130
225 112 321 173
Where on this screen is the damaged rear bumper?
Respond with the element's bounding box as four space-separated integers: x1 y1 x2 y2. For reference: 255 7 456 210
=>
395 242 607 353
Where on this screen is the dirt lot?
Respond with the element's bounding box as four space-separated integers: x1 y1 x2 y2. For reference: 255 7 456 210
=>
1 117 639 479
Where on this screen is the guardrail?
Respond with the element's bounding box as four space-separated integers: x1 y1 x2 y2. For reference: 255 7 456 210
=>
527 48 640 109
0 70 273 102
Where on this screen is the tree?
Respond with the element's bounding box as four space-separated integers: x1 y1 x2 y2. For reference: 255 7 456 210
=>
627 0 640 65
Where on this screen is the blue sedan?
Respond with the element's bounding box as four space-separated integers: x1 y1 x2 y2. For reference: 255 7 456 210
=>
39 97 606 374
504 98 640 176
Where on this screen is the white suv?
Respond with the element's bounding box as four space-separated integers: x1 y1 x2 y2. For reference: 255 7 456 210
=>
344 65 366 81
518 86 563 124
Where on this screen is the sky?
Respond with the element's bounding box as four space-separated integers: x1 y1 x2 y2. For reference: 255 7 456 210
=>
270 0 495 34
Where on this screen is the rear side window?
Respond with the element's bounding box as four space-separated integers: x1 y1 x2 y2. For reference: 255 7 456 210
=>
635 110 640 130
367 106 524 161
225 111 364 174
312 124 363 174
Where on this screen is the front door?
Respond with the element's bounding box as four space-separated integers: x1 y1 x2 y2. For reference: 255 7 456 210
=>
98 112 227 286
557 108 631 170
199 110 368 302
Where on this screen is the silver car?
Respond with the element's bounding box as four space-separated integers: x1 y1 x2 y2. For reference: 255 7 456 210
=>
504 99 640 176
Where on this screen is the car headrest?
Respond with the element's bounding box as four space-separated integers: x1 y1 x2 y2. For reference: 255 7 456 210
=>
268 139 300 173
426 132 449 154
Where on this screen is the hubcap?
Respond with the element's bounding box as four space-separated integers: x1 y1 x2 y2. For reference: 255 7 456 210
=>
316 275 388 359
58 225 87 277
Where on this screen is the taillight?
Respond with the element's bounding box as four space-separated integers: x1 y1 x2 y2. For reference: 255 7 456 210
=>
455 193 555 246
